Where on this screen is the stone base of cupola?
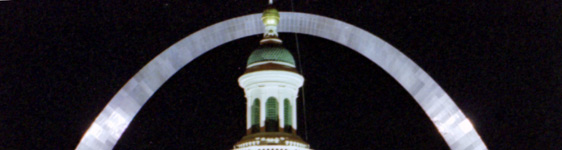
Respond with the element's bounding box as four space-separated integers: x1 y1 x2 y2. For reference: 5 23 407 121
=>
233 132 310 150
233 145 311 150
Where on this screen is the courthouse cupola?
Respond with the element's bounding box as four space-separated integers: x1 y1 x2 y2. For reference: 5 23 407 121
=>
233 2 311 150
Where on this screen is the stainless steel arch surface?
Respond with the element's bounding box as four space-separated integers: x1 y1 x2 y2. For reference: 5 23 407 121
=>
76 12 487 150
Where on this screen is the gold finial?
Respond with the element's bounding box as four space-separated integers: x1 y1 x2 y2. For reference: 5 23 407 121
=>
261 8 279 26
260 5 282 45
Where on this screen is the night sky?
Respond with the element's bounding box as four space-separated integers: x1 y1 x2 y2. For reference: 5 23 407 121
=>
2 0 561 149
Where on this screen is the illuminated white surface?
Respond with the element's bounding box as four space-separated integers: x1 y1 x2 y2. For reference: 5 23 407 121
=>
239 70 303 130
76 12 487 150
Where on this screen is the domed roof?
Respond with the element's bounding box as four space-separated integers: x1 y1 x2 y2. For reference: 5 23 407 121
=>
247 46 295 66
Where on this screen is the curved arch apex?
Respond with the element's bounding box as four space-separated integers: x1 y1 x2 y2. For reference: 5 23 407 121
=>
76 12 487 150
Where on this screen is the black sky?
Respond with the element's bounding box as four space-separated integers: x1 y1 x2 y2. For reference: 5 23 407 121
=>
2 0 561 149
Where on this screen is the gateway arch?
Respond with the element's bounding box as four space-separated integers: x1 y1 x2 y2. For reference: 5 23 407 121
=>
76 12 487 150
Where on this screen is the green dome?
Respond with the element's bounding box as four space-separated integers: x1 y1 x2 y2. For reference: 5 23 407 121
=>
247 46 295 66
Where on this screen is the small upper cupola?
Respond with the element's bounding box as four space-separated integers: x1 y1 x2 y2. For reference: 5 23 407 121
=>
245 1 297 70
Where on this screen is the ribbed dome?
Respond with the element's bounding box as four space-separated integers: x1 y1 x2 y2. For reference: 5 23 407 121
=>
247 46 295 66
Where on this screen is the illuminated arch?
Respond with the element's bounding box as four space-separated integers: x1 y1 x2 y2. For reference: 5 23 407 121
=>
76 12 487 150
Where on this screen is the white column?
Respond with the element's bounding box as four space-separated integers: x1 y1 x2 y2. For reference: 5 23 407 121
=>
246 96 252 129
260 88 266 128
279 95 285 129
292 96 298 130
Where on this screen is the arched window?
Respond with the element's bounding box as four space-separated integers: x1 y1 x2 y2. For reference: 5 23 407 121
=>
251 99 260 133
265 97 279 132
284 99 292 133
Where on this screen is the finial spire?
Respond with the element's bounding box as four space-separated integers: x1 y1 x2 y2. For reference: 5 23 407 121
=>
260 5 282 45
